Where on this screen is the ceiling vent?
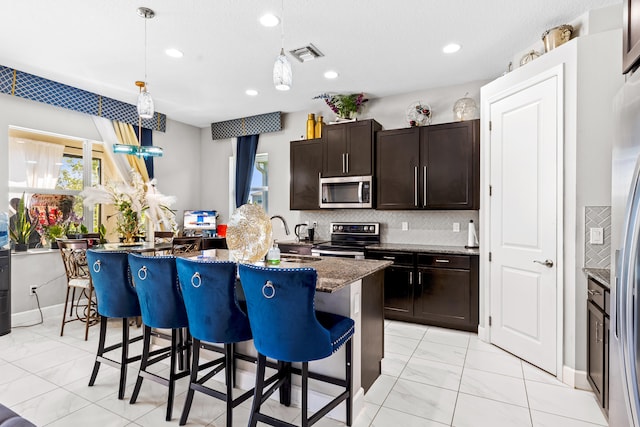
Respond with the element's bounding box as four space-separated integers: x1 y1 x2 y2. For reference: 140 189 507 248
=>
289 44 324 62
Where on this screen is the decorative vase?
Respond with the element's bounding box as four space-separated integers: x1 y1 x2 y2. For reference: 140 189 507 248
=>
14 243 27 252
315 115 324 138
51 240 59 249
306 113 316 139
122 232 136 244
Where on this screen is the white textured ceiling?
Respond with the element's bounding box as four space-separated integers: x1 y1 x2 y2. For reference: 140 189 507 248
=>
0 0 622 128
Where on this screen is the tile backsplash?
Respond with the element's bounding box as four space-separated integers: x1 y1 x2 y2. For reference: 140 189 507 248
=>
300 210 479 246
584 206 611 269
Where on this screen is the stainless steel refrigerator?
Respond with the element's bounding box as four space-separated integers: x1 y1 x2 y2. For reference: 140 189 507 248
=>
611 68 640 427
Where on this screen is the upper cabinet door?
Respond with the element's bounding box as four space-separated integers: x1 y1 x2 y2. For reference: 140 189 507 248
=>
376 127 420 209
290 139 323 210
421 120 479 209
322 119 381 177
323 125 348 177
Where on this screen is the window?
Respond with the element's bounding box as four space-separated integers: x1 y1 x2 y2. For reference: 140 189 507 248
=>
7 127 106 245
228 153 269 214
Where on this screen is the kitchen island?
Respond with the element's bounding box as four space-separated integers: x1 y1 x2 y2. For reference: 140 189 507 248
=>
195 250 391 423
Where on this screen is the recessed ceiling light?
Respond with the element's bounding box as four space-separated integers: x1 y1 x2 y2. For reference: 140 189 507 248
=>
324 70 339 79
260 13 280 27
245 89 258 96
442 43 461 54
165 48 183 58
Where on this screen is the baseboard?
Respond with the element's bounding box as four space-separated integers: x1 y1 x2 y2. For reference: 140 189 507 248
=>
477 324 488 341
11 303 65 326
563 365 591 390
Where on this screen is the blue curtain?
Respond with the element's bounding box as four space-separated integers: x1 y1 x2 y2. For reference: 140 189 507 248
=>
235 134 259 208
133 126 154 179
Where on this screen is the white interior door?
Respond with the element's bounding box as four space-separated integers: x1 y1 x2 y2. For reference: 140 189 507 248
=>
489 74 559 374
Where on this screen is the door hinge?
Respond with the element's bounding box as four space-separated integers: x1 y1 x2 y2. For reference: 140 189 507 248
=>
489 185 492 196
489 121 492 131
489 316 492 326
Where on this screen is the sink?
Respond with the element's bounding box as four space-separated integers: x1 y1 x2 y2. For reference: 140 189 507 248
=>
280 255 322 263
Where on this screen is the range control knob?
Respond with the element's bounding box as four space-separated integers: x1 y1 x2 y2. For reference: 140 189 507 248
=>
338 225 344 231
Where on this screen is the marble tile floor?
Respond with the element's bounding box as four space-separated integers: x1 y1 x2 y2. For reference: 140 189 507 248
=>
0 316 608 426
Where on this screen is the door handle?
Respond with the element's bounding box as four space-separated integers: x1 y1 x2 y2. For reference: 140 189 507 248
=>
533 259 554 268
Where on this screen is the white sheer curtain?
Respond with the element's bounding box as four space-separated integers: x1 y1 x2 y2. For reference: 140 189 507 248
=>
91 116 130 182
9 138 64 189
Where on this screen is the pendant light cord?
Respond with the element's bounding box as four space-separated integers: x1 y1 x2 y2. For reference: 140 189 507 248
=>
144 13 148 87
280 0 285 51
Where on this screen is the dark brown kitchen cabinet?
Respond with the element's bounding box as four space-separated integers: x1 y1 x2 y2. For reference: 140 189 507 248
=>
290 139 322 210
587 276 610 415
323 119 382 177
365 249 478 332
376 119 479 210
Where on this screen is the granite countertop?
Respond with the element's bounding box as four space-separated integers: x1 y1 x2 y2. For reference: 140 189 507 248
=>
194 249 392 294
583 268 611 288
365 243 480 256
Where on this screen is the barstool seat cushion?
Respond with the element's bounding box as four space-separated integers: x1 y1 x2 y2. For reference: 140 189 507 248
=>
315 311 355 354
68 278 91 288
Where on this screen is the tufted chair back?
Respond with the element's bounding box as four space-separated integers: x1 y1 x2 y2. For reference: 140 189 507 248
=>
238 264 334 362
128 254 188 329
86 250 140 319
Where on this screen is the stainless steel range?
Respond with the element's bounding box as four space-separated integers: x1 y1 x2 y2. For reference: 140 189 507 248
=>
311 222 380 259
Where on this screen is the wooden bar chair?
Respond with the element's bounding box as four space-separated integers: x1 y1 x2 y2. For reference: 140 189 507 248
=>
58 239 98 341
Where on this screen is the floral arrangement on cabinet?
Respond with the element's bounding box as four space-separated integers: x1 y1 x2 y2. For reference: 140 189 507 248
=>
314 93 368 121
80 170 176 243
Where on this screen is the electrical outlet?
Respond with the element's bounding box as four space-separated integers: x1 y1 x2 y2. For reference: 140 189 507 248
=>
29 285 37 296
590 227 604 245
401 222 409 231
453 222 460 232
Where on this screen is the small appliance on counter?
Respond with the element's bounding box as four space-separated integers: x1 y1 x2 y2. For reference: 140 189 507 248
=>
183 210 217 237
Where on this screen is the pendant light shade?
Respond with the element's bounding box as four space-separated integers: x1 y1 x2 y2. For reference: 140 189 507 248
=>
136 7 154 119
137 82 154 119
273 48 292 91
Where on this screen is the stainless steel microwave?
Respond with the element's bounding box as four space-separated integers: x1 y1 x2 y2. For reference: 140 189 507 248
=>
319 175 373 208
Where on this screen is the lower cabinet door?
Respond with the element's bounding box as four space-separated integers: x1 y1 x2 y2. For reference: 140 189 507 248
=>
414 267 472 330
587 301 605 406
383 265 414 317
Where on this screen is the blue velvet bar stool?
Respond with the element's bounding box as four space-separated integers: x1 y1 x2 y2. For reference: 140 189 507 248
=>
176 258 253 427
238 264 355 427
127 254 191 422
85 250 143 400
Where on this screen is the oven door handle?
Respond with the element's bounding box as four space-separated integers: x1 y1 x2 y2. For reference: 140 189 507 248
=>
312 249 365 258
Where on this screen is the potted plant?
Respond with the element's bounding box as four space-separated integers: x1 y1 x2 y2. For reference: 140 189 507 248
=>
10 193 33 252
45 224 66 249
314 93 368 121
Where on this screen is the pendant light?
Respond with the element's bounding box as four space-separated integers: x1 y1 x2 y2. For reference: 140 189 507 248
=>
273 0 292 91
136 7 155 118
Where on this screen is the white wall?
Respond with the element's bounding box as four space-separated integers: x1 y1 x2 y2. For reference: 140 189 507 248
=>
0 95 201 316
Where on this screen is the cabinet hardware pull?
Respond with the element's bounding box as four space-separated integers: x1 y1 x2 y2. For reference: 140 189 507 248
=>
342 153 346 174
409 271 413 285
418 271 422 285
346 153 349 174
423 166 427 207
414 167 419 207
596 321 603 343
382 256 395 260
289 250 299 254
435 259 450 263
587 289 601 296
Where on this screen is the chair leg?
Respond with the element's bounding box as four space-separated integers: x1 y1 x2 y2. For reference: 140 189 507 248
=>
249 353 267 427
179 338 200 426
166 329 178 421
130 325 151 404
69 287 77 317
278 360 291 406
83 286 93 341
346 339 353 426
302 362 309 427
119 318 130 400
60 286 72 337
225 343 233 427
88 315 108 387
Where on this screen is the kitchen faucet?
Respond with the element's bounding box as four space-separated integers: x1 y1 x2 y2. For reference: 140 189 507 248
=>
270 215 290 235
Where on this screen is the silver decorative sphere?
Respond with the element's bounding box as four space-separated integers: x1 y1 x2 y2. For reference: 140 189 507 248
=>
453 96 478 121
